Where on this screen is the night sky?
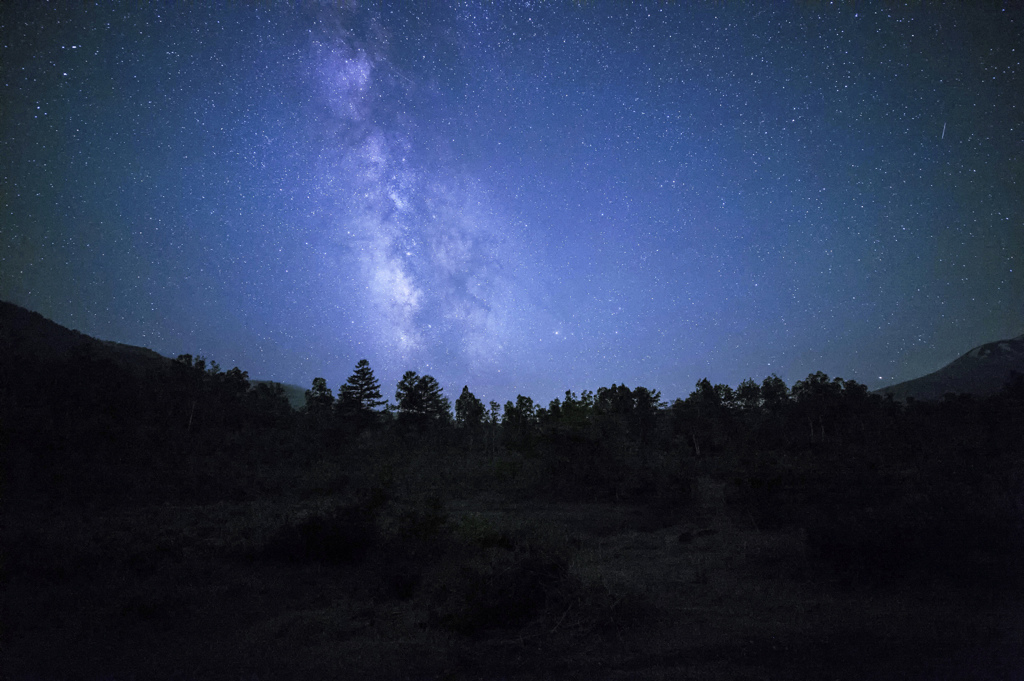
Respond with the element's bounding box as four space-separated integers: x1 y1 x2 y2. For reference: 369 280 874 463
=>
3 2 1022 407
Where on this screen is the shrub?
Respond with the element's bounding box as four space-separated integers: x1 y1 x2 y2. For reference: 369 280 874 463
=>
727 454 810 529
261 501 377 566
367 494 455 601
429 547 570 636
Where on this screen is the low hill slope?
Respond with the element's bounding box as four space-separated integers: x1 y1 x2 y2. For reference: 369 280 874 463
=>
0 300 170 374
0 300 304 404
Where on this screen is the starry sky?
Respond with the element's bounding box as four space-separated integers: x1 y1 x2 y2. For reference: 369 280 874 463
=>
2 1 1022 407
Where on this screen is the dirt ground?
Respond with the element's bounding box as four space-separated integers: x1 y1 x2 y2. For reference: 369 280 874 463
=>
6 470 1023 681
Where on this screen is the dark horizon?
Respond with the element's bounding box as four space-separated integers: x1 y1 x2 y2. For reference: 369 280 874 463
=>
4 296 1022 410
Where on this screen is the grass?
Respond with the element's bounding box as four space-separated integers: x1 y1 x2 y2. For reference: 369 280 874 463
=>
4 443 1024 681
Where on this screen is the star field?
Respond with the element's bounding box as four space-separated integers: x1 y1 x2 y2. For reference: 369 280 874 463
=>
2 2 1022 406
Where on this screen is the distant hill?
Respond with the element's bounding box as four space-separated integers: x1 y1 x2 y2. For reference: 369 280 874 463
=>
253 380 307 410
877 334 1024 402
0 300 171 375
0 300 305 407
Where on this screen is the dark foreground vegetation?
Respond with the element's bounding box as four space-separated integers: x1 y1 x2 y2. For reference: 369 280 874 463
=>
3 347 1024 680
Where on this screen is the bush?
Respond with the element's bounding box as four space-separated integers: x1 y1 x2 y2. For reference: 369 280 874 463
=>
726 453 812 529
429 546 570 636
365 494 456 601
261 501 377 566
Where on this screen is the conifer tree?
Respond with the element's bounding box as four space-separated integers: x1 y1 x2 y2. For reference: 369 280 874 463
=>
455 385 486 429
395 371 451 425
338 360 386 413
336 359 386 432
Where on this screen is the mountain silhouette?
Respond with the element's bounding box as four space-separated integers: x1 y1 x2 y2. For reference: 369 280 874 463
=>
877 333 1024 402
0 300 170 373
0 300 305 408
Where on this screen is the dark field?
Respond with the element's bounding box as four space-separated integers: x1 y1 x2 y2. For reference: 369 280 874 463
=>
5 431 1023 681
4 336 1024 679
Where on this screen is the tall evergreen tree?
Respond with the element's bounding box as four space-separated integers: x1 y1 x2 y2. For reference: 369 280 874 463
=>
337 359 386 424
455 385 486 449
455 385 486 429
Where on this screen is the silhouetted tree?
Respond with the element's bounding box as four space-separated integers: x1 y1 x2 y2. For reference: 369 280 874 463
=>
455 385 485 428
595 383 634 416
486 400 502 454
248 381 293 427
337 359 386 431
685 378 724 456
736 378 761 410
395 371 451 427
760 374 789 411
715 383 735 408
455 385 486 449
594 383 635 445
304 377 334 428
170 354 209 433
545 397 562 423
746 373 790 449
792 372 844 443
503 395 538 449
211 366 250 429
632 385 664 445
559 389 594 429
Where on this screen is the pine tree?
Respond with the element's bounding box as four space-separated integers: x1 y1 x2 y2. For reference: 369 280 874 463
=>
395 371 451 426
455 385 486 428
339 360 385 412
337 359 386 430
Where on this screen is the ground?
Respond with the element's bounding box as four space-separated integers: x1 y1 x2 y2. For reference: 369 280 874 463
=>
4 449 1023 680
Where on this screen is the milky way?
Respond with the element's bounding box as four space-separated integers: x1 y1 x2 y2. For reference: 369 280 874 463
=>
2 2 1022 406
305 29 556 395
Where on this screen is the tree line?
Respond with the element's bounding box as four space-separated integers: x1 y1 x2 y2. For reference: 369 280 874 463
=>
7 342 1022 467
5 343 1022 582
291 358 994 460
